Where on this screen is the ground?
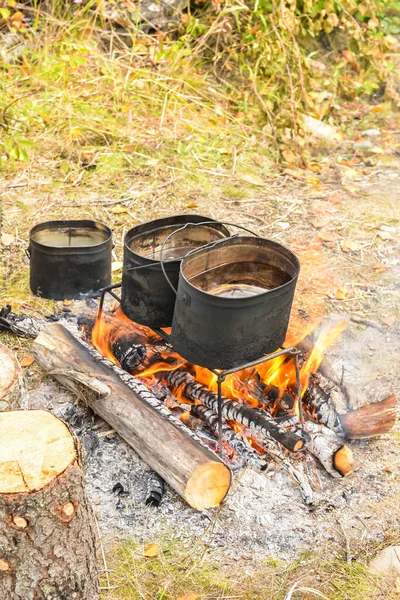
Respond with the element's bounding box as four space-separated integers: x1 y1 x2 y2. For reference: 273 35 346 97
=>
1 31 400 600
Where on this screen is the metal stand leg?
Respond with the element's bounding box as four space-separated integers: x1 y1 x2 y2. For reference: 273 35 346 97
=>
294 352 304 425
217 376 223 456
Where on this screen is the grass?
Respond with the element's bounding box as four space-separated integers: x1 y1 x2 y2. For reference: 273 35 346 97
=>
100 535 400 599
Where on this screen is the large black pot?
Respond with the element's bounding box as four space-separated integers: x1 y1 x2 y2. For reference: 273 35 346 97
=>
170 236 300 369
28 220 112 300
120 215 230 328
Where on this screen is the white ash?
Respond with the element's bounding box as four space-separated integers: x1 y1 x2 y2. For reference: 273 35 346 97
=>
28 340 400 561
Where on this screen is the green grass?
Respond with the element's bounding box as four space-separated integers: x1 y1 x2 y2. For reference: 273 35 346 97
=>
101 536 400 600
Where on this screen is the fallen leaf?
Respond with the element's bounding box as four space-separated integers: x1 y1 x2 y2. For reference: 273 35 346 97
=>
372 262 389 273
371 105 385 113
177 595 198 600
342 49 359 71
63 299 74 306
317 229 336 242
333 287 349 300
341 239 362 253
240 173 265 186
20 356 34 367
112 261 123 272
328 193 342 205
276 222 290 230
186 203 199 208
380 225 397 234
110 205 128 214
311 216 332 229
1 233 15 246
377 231 393 240
143 543 160 558
281 148 298 164
382 316 396 326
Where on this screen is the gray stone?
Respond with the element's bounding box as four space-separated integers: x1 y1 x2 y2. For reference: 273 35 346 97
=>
369 546 400 590
353 140 373 150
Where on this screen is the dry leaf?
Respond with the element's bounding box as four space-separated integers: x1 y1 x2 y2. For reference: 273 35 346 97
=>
333 287 349 300
1 233 15 246
143 543 160 558
276 222 290 230
382 316 396 327
380 225 397 233
377 231 393 240
20 356 34 367
341 239 362 253
186 203 199 208
311 216 332 229
63 299 74 306
328 193 343 205
177 595 198 600
110 205 128 214
112 261 123 273
342 49 359 71
372 262 389 273
317 229 336 242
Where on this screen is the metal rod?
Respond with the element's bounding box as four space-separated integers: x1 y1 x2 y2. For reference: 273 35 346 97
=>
217 376 223 456
210 346 296 377
152 328 172 344
294 352 304 426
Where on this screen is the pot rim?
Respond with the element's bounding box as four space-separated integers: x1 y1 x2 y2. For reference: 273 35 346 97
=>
123 215 230 266
179 236 300 303
29 219 112 250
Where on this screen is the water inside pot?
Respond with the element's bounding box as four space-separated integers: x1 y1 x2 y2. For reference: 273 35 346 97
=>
32 227 108 248
188 261 291 298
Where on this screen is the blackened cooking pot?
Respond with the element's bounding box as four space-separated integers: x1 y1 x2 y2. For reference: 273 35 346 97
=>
170 236 300 369
120 215 230 328
28 220 112 300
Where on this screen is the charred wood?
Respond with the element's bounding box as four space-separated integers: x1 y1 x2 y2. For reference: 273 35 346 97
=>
164 370 305 453
111 336 146 371
145 472 165 507
299 421 354 478
191 404 267 469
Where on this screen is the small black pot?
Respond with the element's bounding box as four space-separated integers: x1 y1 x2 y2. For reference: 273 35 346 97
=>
28 220 112 300
120 215 230 328
170 236 300 369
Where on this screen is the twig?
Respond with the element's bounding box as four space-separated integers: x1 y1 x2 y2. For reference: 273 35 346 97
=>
350 315 383 331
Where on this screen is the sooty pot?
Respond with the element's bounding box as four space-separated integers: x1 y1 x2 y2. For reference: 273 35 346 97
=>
170 236 300 369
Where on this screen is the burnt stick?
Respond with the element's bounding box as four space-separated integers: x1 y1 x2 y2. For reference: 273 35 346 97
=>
164 370 305 453
145 472 165 507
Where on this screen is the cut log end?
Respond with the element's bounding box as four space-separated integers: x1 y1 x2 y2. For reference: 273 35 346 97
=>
0 410 76 494
340 395 397 439
185 462 231 511
333 445 355 477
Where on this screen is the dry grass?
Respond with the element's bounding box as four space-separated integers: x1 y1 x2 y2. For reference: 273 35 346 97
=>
100 534 400 600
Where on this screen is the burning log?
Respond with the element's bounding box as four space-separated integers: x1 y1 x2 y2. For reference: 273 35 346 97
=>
191 404 267 469
32 324 232 511
111 337 146 371
0 410 99 600
164 370 305 453
145 472 165 507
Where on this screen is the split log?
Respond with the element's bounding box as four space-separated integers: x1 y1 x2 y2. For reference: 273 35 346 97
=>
0 343 21 410
340 394 396 439
301 421 354 478
33 324 231 511
0 409 99 600
145 472 165 507
165 370 305 453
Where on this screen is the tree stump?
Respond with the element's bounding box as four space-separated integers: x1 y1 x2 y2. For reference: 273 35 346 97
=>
0 342 21 410
0 410 99 600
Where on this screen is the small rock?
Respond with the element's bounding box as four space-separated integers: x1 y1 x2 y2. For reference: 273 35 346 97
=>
354 140 373 150
363 129 381 137
81 431 99 457
369 546 400 590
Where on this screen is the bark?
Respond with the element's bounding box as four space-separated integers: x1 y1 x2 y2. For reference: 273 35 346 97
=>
164 370 305 453
33 324 231 511
0 410 99 600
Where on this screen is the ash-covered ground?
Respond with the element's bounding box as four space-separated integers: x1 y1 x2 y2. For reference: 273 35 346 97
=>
28 317 400 561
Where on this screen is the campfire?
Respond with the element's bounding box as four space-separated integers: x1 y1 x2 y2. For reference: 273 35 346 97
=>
6 215 395 512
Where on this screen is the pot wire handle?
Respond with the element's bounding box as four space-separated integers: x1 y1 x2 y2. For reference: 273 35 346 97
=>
159 220 259 297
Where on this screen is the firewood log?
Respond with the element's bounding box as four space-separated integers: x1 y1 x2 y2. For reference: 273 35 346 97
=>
164 370 305 453
33 324 231 511
0 409 99 600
